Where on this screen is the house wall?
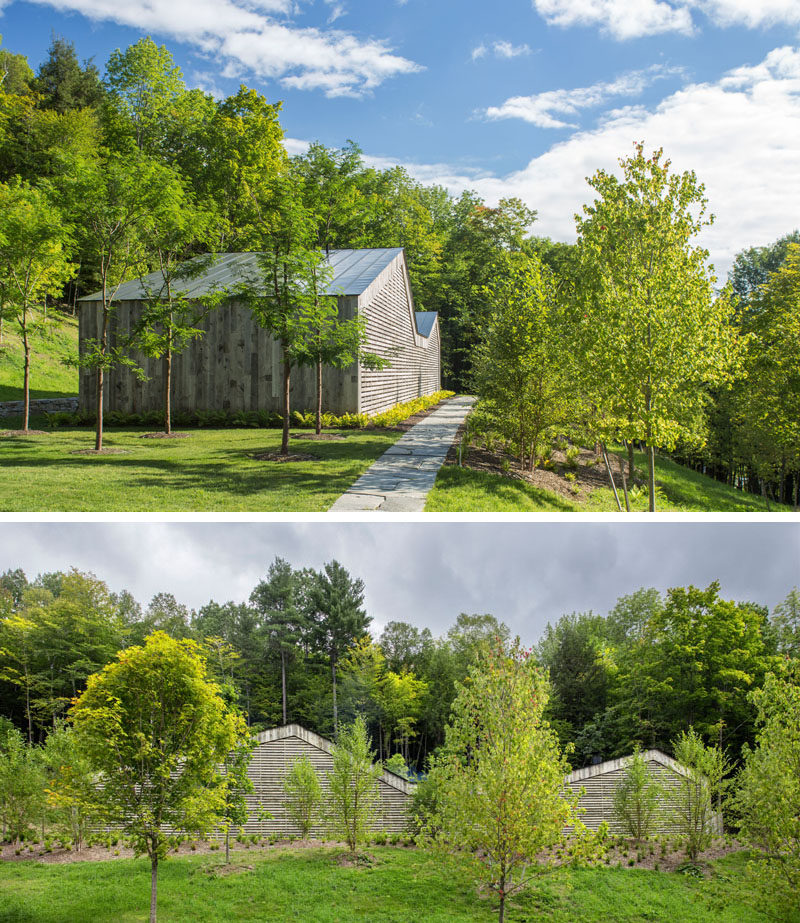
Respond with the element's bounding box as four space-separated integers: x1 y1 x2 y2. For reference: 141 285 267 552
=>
358 262 441 415
241 730 412 837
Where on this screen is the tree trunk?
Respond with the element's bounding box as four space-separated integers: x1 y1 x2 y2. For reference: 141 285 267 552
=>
617 449 631 512
164 345 172 435
281 347 291 455
225 828 230 865
281 648 288 724
331 656 338 737
601 444 622 511
150 855 158 923
95 298 110 452
22 312 30 431
627 440 635 483
316 358 323 436
647 444 656 512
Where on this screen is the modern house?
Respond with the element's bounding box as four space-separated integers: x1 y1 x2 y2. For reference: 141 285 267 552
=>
78 248 441 417
564 749 719 834
240 724 415 837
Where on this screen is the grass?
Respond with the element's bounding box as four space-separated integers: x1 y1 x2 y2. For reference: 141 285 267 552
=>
0 312 79 402
0 426 400 512
0 847 790 923
426 447 793 513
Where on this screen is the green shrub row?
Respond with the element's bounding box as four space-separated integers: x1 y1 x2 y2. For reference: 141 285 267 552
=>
40 391 455 432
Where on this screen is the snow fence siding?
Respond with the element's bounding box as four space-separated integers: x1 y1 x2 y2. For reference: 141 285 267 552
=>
241 726 414 837
563 750 722 835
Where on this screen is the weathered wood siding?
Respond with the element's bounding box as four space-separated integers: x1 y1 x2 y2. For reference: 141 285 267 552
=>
358 261 440 416
240 726 413 837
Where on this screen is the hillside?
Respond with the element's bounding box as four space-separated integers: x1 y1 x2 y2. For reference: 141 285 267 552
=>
0 312 79 402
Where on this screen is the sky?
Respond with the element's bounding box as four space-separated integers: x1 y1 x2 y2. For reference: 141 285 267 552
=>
1 521 798 641
1 1 799 277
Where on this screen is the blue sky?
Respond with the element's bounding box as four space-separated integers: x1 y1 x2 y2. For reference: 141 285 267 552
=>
1 0 799 274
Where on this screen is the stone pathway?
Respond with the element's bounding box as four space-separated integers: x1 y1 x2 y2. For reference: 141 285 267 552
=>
329 395 475 512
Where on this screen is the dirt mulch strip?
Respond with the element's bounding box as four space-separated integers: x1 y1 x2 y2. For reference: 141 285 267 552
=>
251 451 318 462
1 429 49 436
140 432 192 439
70 448 130 456
366 395 456 433
291 433 347 441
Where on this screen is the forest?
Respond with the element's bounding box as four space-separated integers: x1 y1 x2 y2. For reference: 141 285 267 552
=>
1 561 798 777
1 33 798 507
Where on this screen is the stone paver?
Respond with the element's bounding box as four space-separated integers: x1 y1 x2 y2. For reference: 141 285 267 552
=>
329 395 475 512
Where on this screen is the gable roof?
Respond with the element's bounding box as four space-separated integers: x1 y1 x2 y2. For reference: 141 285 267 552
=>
252 723 416 795
565 749 693 784
79 248 405 303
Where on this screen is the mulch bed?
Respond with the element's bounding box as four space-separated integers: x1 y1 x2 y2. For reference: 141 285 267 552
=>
70 448 130 456
1 429 48 436
140 432 192 439
251 451 318 462
291 433 347 441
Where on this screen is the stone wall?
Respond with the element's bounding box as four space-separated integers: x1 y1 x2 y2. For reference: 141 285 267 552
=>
0 397 78 418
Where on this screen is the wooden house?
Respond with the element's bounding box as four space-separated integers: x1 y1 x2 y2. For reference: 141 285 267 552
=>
240 724 415 837
78 248 441 417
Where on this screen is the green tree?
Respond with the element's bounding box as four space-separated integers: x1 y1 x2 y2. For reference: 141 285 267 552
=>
669 727 729 861
734 663 800 914
41 721 99 851
475 251 575 470
326 715 381 855
306 561 370 735
0 726 45 844
771 588 800 657
33 36 104 113
250 557 307 724
283 754 323 839
0 39 33 96
0 180 74 430
612 746 662 842
430 637 581 923
70 631 250 923
576 144 742 510
219 733 255 865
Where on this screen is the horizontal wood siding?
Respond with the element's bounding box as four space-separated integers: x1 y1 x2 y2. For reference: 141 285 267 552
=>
358 263 440 416
241 733 412 836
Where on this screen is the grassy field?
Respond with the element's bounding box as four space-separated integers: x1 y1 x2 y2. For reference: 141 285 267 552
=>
0 312 79 402
426 449 791 513
0 427 400 512
0 847 789 923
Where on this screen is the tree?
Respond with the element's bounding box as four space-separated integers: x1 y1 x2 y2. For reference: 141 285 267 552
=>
771 588 800 657
42 721 99 850
0 726 45 844
429 637 581 923
734 663 800 913
33 36 104 113
612 747 662 842
669 727 729 861
576 144 742 510
250 557 307 724
475 251 576 470
326 715 381 855
219 733 255 865
283 754 323 839
70 632 250 923
0 181 74 430
306 560 370 735
0 40 33 97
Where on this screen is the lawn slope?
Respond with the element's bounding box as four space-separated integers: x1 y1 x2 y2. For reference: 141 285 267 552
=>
0 848 788 923
0 312 79 402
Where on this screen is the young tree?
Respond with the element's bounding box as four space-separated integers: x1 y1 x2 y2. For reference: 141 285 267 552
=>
669 727 729 861
612 746 662 842
306 561 370 735
0 726 45 844
283 754 323 839
429 637 581 923
0 181 74 431
70 631 250 923
250 557 307 724
42 721 99 851
326 715 381 855
576 144 742 510
475 251 575 470
734 663 800 913
219 734 255 865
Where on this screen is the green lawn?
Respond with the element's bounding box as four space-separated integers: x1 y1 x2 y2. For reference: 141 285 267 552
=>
0 847 788 923
0 313 79 401
426 449 792 513
0 427 400 512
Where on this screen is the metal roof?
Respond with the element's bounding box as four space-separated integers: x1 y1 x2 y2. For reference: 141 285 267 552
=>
414 312 437 338
79 248 405 303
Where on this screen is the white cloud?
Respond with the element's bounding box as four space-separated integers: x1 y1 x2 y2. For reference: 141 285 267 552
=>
25 0 420 97
485 66 677 128
532 0 800 39
532 0 694 39
362 46 800 278
472 40 532 61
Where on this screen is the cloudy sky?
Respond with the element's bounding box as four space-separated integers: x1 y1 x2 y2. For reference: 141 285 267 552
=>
2 522 797 640
1 0 799 276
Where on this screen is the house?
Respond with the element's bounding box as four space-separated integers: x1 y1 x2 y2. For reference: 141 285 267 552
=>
77 248 441 417
240 724 415 836
564 749 721 834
